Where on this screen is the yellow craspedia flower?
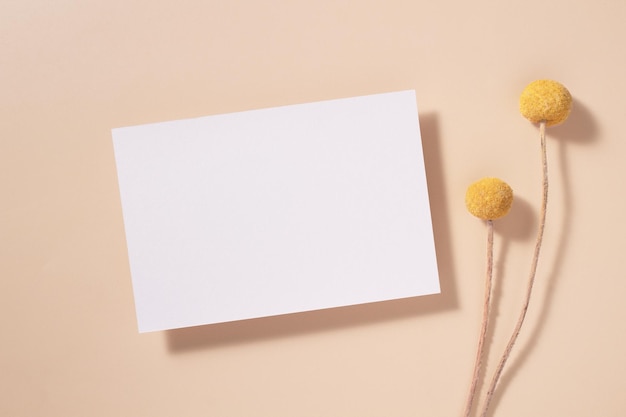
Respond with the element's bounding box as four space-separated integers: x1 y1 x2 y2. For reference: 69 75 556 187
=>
519 79 572 127
465 177 513 220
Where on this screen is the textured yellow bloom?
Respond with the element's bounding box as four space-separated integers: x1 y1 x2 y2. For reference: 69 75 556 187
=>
519 80 572 127
465 178 513 220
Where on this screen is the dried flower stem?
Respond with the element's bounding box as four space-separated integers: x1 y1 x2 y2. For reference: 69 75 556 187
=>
462 219 494 417
479 120 548 417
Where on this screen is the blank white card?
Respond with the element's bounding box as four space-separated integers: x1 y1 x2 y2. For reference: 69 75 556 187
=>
112 90 440 332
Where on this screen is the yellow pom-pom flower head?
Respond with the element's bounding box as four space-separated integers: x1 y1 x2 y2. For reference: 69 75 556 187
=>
519 79 572 127
465 177 513 220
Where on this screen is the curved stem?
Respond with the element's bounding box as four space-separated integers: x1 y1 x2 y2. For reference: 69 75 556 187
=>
462 219 494 417
479 120 548 417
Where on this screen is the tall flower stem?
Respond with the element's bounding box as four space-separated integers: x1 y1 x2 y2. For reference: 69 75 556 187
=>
462 219 494 417
480 120 548 417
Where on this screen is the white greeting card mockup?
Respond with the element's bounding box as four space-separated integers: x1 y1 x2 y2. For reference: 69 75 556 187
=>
112 90 440 332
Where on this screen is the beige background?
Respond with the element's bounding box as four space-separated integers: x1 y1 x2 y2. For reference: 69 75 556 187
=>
2 0 625 416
